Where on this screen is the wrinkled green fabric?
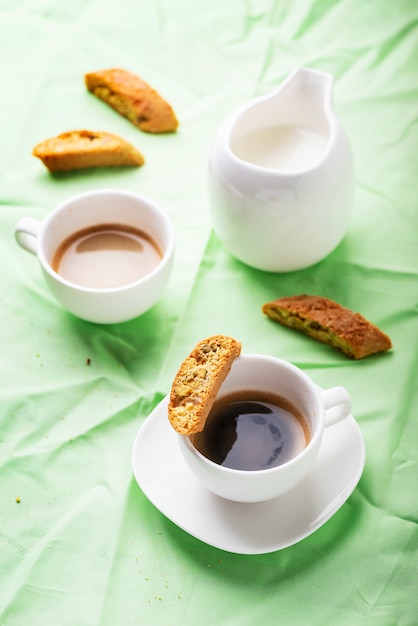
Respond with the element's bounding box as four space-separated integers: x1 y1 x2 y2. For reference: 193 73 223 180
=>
1 1 417 625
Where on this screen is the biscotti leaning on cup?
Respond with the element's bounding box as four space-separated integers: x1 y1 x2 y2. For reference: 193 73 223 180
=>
168 335 242 435
262 294 392 359
85 68 179 134
33 130 145 172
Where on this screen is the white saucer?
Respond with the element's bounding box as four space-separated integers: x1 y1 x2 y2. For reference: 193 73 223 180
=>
132 395 365 555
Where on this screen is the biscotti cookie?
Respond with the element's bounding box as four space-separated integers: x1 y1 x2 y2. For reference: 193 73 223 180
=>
262 295 392 359
168 335 242 435
33 130 144 172
85 68 179 134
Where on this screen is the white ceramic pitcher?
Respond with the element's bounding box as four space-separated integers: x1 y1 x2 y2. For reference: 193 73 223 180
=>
208 67 354 272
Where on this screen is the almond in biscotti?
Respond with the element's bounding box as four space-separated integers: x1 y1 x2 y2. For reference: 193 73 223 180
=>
168 335 242 435
85 68 179 134
262 295 392 359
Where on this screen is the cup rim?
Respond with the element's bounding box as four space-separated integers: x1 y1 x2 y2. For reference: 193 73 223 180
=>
37 188 175 294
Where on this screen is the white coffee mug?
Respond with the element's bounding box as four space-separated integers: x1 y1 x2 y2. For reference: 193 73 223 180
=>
15 189 174 324
178 354 352 503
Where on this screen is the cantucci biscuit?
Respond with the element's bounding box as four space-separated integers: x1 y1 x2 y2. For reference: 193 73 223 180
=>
85 68 179 134
168 335 242 435
262 295 392 359
33 130 144 172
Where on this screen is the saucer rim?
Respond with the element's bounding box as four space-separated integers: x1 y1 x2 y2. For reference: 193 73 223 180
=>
132 394 366 555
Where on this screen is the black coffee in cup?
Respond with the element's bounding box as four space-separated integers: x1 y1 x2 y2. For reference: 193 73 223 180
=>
191 390 310 471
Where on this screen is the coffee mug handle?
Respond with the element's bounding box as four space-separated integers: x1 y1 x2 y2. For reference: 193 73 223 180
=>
15 217 42 255
321 386 352 427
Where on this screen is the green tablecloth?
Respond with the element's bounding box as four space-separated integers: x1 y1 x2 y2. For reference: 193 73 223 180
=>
1 1 417 624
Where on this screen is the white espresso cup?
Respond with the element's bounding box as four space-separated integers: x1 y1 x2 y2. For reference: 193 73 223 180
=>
178 354 352 503
15 189 174 324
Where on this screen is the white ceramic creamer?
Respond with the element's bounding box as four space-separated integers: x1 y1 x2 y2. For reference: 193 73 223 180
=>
208 67 354 272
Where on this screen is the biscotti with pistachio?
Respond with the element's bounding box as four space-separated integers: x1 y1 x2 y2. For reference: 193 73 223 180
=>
262 295 392 359
33 129 144 172
85 68 179 134
168 335 242 435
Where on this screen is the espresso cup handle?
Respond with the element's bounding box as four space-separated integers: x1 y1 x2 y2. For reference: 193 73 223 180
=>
15 217 42 255
321 386 352 427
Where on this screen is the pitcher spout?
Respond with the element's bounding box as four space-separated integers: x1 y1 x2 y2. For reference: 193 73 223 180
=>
282 66 334 130
286 66 334 99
